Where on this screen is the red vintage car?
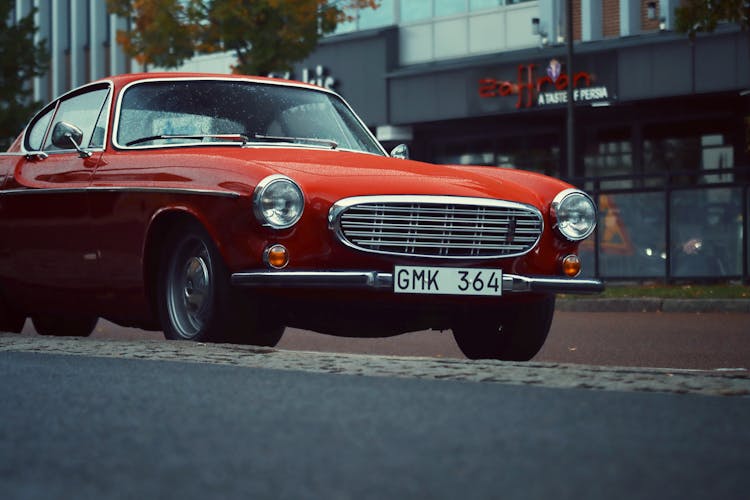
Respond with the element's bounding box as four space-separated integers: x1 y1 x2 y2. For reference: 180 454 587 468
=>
0 73 602 360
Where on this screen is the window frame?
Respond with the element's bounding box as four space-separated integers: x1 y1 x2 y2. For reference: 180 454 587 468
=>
22 81 114 155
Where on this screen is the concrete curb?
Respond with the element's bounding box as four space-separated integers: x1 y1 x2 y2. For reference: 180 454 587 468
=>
556 298 750 314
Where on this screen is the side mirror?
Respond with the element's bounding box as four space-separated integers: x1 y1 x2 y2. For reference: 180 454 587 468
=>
390 144 410 160
51 121 91 158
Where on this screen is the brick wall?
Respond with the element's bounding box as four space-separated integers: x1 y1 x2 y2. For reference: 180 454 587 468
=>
602 0 620 37
641 0 661 31
571 0 673 40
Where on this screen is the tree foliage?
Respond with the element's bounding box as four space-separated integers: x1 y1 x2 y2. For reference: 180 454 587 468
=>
107 0 379 76
0 1 49 149
675 0 749 38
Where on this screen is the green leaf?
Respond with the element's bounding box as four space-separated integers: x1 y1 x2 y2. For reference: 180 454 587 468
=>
0 1 49 149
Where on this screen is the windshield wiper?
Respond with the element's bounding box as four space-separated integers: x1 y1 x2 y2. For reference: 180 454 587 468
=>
250 134 338 150
125 134 249 147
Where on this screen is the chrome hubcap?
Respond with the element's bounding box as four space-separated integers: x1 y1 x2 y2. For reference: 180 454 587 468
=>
167 238 213 339
183 256 209 317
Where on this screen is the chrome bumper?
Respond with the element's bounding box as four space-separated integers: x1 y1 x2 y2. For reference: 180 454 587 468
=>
231 271 604 295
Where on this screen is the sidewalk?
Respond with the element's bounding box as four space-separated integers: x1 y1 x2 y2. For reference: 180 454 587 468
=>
556 297 750 314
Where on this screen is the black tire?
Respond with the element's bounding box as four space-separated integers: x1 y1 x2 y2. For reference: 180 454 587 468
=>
236 300 286 347
451 295 555 361
0 290 25 333
156 220 284 346
32 315 98 337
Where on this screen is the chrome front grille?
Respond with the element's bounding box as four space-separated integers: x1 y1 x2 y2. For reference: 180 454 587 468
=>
329 195 544 259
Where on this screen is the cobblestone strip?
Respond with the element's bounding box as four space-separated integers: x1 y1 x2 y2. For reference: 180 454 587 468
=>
1 333 748 397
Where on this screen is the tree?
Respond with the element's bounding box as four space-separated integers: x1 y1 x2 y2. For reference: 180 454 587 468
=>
675 0 749 39
107 0 379 76
0 1 49 150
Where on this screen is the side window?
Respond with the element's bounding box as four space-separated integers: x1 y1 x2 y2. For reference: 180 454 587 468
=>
44 87 110 151
26 106 55 151
89 90 111 148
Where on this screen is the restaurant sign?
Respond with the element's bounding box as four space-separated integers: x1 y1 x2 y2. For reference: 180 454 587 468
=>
268 65 337 90
479 59 610 108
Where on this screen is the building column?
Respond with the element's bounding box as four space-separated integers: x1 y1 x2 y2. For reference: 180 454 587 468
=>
537 0 563 44
51 0 69 98
659 0 679 31
13 0 35 110
33 0 51 103
619 0 640 36
89 0 107 80
581 0 602 41
14 0 33 20
109 14 128 76
70 0 88 88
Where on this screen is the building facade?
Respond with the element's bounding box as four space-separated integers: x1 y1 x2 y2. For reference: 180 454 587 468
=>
10 0 132 104
10 0 750 282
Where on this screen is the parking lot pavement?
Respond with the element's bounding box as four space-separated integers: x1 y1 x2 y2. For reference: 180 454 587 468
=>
1 333 748 397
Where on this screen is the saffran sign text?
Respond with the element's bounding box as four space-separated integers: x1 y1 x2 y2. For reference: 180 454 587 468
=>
479 59 609 108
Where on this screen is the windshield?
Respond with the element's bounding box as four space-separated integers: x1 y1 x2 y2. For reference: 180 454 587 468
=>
115 79 385 155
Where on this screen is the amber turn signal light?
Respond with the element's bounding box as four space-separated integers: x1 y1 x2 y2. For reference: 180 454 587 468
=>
562 254 581 277
264 244 289 269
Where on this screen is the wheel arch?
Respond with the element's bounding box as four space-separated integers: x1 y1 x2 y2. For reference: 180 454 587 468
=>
142 208 222 325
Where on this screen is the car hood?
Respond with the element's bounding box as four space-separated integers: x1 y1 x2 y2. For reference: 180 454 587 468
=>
241 148 572 209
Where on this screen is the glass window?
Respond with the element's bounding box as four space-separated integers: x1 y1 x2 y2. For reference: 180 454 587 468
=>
496 134 559 177
584 127 632 187
595 192 666 278
435 0 466 17
470 0 502 11
117 80 384 155
643 136 701 181
700 134 734 183
44 87 110 151
432 134 559 175
25 106 55 151
89 90 112 148
401 0 432 23
643 120 733 186
434 139 494 165
358 0 395 29
670 188 744 278
334 16 357 34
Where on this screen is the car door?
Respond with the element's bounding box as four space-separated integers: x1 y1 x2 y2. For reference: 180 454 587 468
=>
0 83 111 313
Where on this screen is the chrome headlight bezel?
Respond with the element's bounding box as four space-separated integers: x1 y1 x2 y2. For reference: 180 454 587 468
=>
551 189 597 241
253 175 305 229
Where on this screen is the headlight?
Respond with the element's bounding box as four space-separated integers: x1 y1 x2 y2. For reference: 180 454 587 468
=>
551 189 597 241
253 175 304 229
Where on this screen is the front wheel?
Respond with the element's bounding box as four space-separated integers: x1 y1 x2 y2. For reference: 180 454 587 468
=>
451 296 555 361
0 295 25 333
32 316 98 337
156 221 283 346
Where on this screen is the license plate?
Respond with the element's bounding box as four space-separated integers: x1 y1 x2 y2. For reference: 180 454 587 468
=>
394 266 503 296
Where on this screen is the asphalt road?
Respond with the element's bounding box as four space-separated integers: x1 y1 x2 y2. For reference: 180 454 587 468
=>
5 310 749 499
18 310 750 370
2 349 749 500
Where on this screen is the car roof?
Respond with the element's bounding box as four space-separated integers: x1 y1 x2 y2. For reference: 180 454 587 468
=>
96 72 327 93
